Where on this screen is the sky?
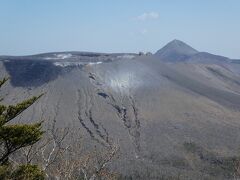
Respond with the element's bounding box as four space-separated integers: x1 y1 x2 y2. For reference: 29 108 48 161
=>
0 0 240 58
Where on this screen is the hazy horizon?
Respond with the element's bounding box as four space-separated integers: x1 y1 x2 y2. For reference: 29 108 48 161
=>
0 0 240 59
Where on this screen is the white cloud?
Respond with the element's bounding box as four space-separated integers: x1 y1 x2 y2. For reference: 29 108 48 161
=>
136 12 159 21
140 29 148 34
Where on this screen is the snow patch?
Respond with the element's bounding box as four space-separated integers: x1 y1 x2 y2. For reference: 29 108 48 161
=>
53 61 103 67
117 55 136 59
87 62 103 66
56 54 72 59
44 53 72 60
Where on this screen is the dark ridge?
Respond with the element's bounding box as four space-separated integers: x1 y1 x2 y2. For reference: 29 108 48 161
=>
187 52 230 63
3 60 62 87
231 60 240 64
159 63 240 109
206 67 240 86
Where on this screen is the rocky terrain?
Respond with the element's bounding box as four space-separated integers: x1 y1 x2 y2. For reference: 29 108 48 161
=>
1 40 240 179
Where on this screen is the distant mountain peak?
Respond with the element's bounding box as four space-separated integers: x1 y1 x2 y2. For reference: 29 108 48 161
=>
160 39 198 53
169 39 189 45
169 39 187 45
155 39 198 62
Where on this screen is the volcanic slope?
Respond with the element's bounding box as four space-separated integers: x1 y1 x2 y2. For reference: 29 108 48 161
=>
1 43 240 179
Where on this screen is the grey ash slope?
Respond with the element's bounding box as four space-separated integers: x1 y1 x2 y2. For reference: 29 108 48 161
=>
1 42 240 179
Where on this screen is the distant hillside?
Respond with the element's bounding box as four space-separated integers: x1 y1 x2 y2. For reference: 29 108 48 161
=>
155 39 230 63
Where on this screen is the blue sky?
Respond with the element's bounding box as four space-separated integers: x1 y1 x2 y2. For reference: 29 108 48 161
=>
0 0 239 58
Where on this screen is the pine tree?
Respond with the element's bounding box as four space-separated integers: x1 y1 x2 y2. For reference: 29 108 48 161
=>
0 78 44 179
